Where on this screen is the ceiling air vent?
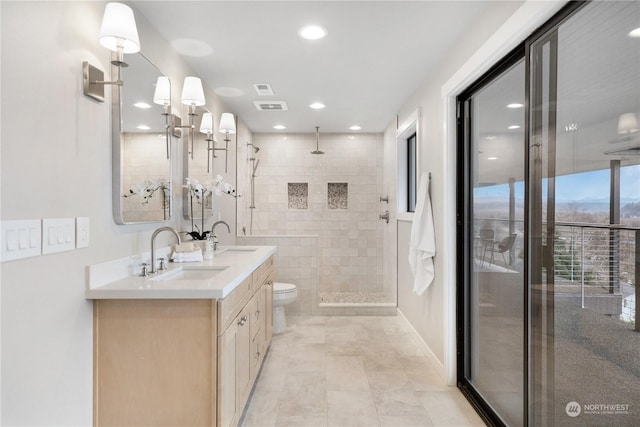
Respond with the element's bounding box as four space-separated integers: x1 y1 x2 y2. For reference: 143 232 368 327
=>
253 101 288 111
253 83 274 96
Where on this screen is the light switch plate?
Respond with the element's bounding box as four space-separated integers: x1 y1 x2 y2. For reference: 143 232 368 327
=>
76 217 90 248
42 218 75 254
1 220 42 262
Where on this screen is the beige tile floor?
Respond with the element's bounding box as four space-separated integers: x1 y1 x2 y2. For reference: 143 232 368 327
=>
240 315 486 427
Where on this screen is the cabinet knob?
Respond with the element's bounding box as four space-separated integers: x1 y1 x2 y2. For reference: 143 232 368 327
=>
238 315 248 326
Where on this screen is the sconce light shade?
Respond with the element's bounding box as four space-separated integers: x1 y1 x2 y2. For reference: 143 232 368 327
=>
153 76 171 105
219 113 237 134
200 112 214 134
99 2 140 54
181 77 206 106
617 112 639 135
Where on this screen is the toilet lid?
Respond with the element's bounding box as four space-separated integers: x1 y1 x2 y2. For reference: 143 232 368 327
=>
273 282 296 293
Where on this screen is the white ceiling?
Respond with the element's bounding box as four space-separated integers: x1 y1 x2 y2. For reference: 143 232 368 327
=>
131 1 496 133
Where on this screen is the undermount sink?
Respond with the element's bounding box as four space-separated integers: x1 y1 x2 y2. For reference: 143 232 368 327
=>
217 246 258 254
151 266 228 281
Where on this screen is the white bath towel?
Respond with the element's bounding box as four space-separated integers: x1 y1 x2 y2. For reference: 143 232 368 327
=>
173 242 198 253
408 172 436 295
170 250 203 263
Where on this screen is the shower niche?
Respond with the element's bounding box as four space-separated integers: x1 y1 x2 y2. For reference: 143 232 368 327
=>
328 183 348 210
288 183 309 210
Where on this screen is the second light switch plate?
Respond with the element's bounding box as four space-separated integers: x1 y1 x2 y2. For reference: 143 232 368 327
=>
42 218 76 254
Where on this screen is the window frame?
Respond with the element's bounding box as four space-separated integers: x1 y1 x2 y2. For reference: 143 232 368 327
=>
397 108 420 219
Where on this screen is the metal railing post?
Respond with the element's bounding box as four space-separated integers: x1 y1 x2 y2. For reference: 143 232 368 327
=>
581 226 585 309
635 230 639 332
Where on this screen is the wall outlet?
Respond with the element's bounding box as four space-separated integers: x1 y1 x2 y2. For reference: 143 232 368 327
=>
1 220 42 262
42 218 75 254
76 217 90 248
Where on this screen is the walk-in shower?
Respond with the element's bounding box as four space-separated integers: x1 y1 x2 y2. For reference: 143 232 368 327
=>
237 132 396 315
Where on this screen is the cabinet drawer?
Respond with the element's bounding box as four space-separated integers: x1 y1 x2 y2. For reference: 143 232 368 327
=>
217 276 252 335
251 256 274 294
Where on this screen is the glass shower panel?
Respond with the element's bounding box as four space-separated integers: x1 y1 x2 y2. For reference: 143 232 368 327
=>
529 1 640 425
467 59 526 427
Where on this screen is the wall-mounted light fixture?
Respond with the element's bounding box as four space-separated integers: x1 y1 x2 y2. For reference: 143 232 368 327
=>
83 2 140 102
179 76 206 159
218 113 236 173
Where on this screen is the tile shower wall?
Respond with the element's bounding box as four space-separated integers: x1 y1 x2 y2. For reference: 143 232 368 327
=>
237 235 318 315
238 133 388 313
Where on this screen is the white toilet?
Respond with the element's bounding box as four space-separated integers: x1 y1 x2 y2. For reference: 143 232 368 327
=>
272 282 297 334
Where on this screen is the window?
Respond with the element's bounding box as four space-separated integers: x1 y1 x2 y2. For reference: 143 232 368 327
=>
397 109 419 216
407 132 417 212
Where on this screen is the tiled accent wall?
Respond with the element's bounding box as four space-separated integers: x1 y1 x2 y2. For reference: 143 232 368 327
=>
237 133 389 313
327 182 348 210
237 235 318 315
382 127 398 303
288 183 308 210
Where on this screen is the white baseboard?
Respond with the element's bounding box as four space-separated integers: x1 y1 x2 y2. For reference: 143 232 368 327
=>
397 308 447 382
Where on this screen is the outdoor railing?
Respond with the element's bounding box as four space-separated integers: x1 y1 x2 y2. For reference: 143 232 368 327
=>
473 218 639 331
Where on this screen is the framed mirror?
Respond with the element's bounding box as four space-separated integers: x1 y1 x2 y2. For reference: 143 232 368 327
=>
112 52 172 224
182 106 217 223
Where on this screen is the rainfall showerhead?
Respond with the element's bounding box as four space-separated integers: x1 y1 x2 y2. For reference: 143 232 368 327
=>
311 126 324 155
247 142 260 153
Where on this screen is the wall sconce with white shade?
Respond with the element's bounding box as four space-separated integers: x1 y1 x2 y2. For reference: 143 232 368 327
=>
83 2 140 102
177 76 206 159
218 113 236 173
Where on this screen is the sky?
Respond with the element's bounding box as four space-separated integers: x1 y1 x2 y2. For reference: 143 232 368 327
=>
474 164 640 203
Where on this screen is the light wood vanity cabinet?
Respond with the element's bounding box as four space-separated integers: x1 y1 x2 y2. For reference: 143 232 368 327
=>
93 256 274 427
216 257 274 427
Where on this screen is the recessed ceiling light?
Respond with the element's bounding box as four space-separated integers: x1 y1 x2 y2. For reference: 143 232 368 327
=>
487 157 499 160
507 103 524 109
349 125 361 131
137 125 151 130
273 124 286 130
309 102 326 110
629 27 640 38
134 102 151 109
485 135 497 140
508 125 521 130
298 25 327 40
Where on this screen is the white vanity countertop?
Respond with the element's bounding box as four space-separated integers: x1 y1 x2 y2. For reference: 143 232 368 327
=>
85 245 277 300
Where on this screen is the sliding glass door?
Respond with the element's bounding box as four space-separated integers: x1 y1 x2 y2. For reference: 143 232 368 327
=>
529 2 640 425
458 2 640 426
458 52 526 426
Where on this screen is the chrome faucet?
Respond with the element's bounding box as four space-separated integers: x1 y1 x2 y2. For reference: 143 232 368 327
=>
210 220 231 251
150 226 181 273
